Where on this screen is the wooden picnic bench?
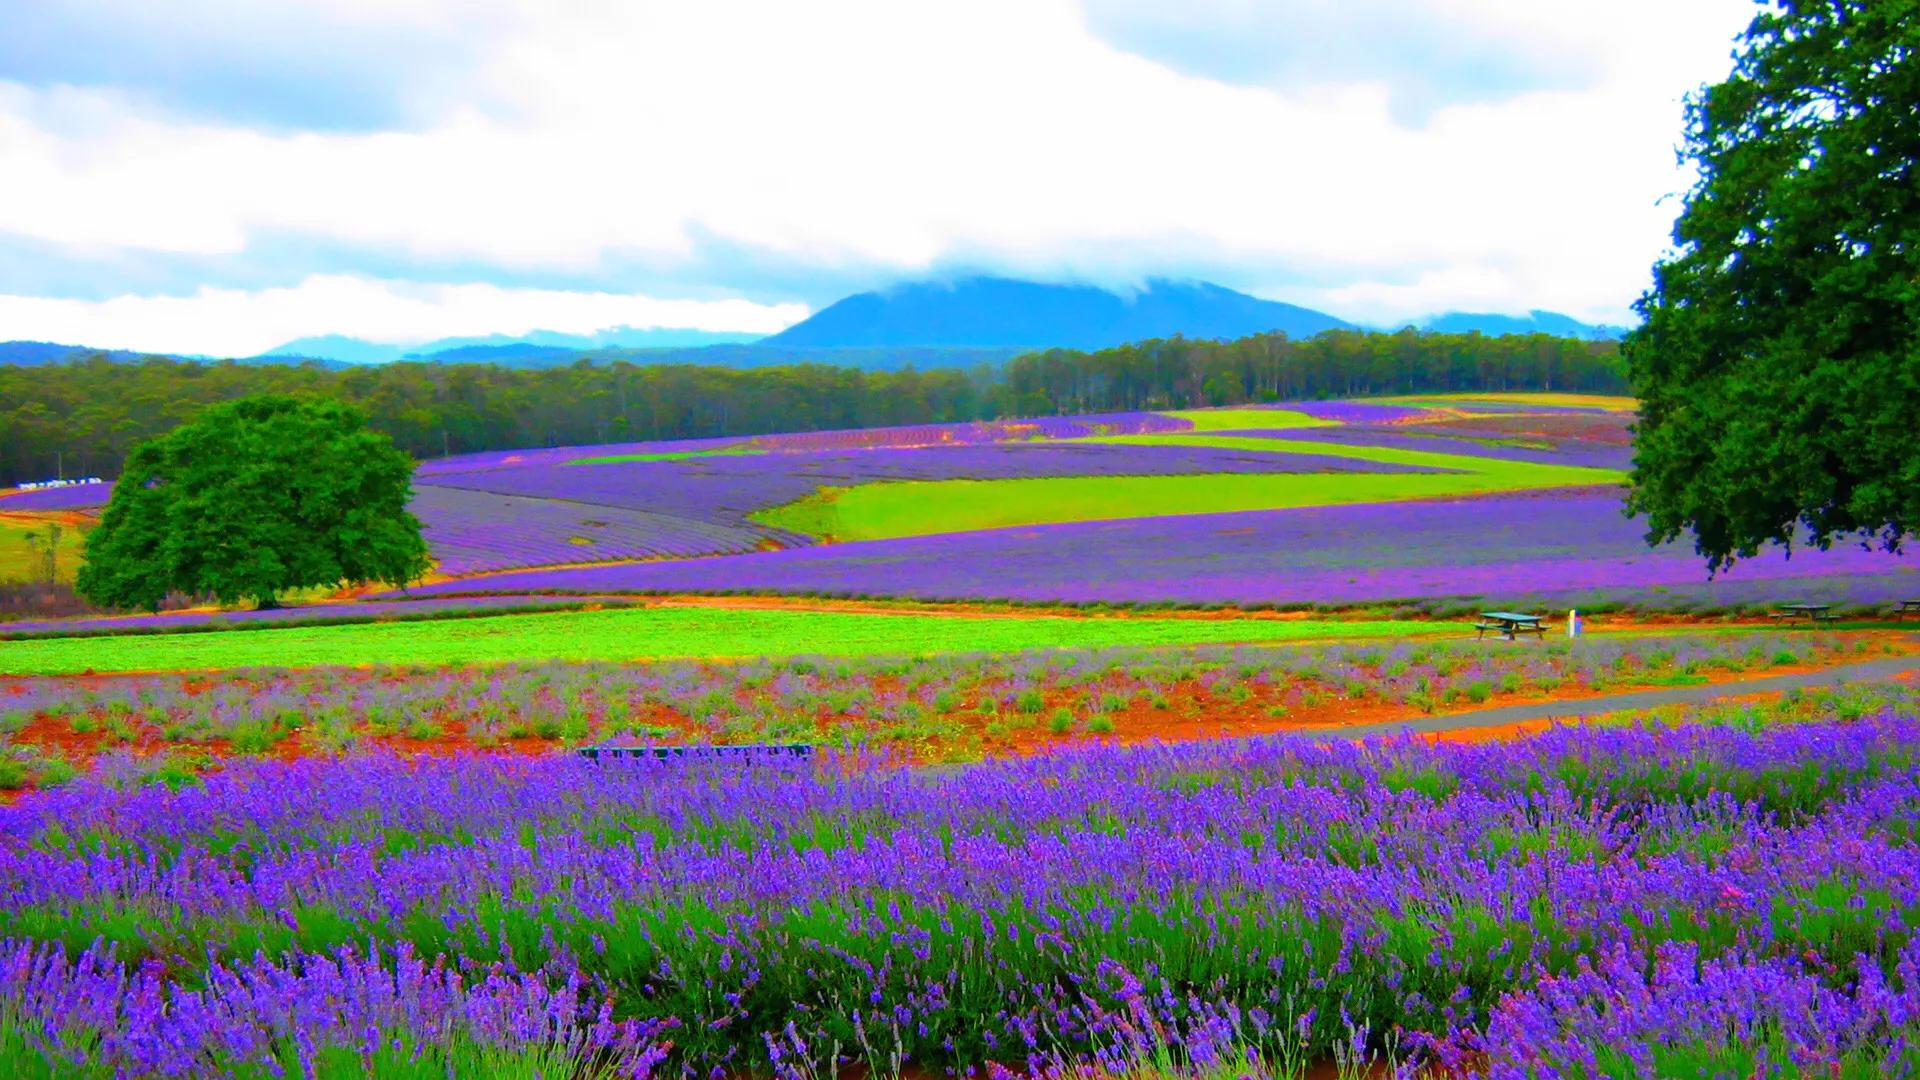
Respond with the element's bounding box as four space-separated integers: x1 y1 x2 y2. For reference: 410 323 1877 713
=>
576 742 815 762
1770 602 1840 626
1897 600 1920 621
1475 612 1547 641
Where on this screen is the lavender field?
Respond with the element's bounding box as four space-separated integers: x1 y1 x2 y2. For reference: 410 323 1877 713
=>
6 395 1920 1079
397 488 1920 613
2 683 1918 1075
15 396 1916 625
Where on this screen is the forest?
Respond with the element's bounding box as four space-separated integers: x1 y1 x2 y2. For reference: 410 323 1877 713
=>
0 328 1622 484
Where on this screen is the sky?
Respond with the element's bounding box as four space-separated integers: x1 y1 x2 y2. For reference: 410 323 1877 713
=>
0 0 1756 357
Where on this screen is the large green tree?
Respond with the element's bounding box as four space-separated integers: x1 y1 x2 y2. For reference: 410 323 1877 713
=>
1625 0 1920 570
76 396 430 610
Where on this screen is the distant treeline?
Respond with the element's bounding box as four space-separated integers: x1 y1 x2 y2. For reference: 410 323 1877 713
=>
0 329 1622 484
1000 329 1622 415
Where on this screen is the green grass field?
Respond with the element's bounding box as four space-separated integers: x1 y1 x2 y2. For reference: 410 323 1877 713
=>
755 433 1623 541
1372 392 1639 411
0 606 1458 675
1161 408 1335 431
568 443 760 465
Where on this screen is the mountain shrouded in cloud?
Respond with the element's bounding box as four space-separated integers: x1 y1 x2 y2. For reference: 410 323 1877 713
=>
764 278 1352 349
0 275 1630 368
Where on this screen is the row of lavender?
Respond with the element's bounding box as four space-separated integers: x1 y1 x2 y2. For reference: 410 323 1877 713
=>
4 435 1444 574
1253 410 1636 470
0 633 1855 749
397 488 1920 613
435 440 1438 515
411 411 1196 476
2 689 1918 1075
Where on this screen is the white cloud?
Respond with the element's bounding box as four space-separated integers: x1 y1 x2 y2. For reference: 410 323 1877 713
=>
0 276 809 357
0 0 1756 347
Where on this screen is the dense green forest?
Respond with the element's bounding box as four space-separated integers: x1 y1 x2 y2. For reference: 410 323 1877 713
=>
0 329 1622 484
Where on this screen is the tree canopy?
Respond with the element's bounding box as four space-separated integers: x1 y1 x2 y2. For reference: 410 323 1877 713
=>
1 329 1624 487
1625 0 1920 570
75 396 430 610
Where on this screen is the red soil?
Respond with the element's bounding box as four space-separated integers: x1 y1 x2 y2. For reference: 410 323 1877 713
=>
5 635 1905 802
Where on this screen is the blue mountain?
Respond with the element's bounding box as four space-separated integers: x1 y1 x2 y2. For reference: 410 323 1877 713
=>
761 277 1353 349
1414 310 1628 341
258 335 410 365
258 326 766 365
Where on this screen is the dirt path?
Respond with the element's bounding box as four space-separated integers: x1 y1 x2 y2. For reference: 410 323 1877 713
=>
1315 649 1920 742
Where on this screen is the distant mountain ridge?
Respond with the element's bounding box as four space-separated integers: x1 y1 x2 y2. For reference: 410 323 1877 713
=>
261 326 764 365
0 340 321 367
1410 310 1627 341
3 277 1631 369
764 277 1354 349
0 340 189 366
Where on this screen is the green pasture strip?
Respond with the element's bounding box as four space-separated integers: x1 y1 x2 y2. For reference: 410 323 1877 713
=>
0 607 1459 675
0 599 624 642
567 443 759 465
1159 408 1337 431
1091 432 1626 487
1371 391 1639 412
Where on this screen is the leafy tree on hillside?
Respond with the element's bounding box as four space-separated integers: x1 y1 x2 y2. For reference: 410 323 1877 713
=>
1625 0 1919 570
76 396 429 610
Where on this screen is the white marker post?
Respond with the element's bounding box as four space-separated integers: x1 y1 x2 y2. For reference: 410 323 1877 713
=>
1568 609 1580 638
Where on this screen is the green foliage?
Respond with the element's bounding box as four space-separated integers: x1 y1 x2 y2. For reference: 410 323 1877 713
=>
76 396 430 610
2 330 1624 487
1625 0 1920 570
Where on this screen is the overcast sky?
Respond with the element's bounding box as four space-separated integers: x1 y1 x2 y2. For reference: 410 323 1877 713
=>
0 0 1755 356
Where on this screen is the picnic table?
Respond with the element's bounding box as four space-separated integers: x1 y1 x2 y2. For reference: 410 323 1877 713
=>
1770 602 1839 626
1475 612 1547 641
1896 600 1920 621
576 742 815 762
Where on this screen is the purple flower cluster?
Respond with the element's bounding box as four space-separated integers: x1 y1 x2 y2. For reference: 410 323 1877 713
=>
2 703 1919 1074
395 488 1919 612
0 938 668 1077
1465 940 1920 1077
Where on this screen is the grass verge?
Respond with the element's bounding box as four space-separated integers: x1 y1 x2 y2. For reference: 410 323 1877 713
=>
0 607 1459 675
